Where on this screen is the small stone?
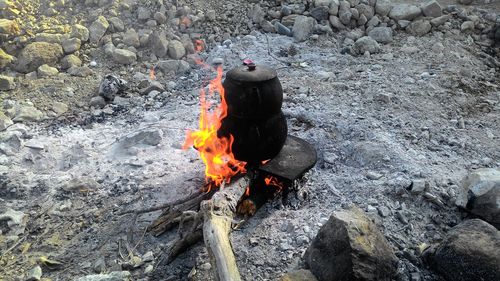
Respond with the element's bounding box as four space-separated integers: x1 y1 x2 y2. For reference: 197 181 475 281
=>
89 15 109 43
378 205 391 217
0 112 13 131
137 7 151 20
407 20 432 36
356 4 374 20
261 20 276 33
375 0 393 17
398 20 411 28
421 0 442 18
144 264 153 274
280 269 318 281
26 265 42 281
311 6 330 21
330 15 346 30
0 75 15 90
352 36 380 55
37 64 59 77
275 22 292 36
52 102 68 115
430 15 450 27
410 179 428 194
142 251 154 262
389 4 422 21
90 96 106 108
122 29 140 47
149 32 169 58
61 54 82 70
112 49 136 64
154 12 167 24
157 60 190 74
461 21 475 32
368 26 393 43
457 0 474 5
61 37 81 54
168 40 186 59
339 11 352 25
199 262 212 271
71 24 90 42
108 17 125 32
293 16 316 42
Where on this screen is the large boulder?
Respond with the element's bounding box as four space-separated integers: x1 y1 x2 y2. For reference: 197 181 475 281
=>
15 42 63 73
304 207 397 281
428 219 500 281
389 4 422 21
456 168 500 228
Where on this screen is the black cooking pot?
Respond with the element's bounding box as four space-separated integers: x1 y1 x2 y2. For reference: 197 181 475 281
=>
222 64 283 119
219 63 288 164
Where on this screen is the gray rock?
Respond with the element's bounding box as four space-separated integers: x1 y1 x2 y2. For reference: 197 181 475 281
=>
0 112 13 131
461 21 475 32
358 14 368 26
26 265 42 281
37 64 59 77
11 105 44 122
350 7 360 20
428 219 500 281
168 40 186 60
249 4 265 24
74 271 131 281
457 0 474 5
67 66 93 77
0 74 15 90
411 179 428 194
346 28 364 41
90 96 106 109
157 60 190 74
122 29 140 47
293 16 316 42
154 12 167 24
311 6 330 21
339 11 352 25
398 20 411 28
275 22 292 36
35 33 63 44
329 1 340 16
61 54 82 70
61 37 81 54
0 48 15 68
315 0 334 7
112 130 162 157
112 49 136 64
261 20 276 33
330 15 346 30
407 20 432 36
71 24 89 42
368 27 393 43
430 15 450 27
89 16 109 43
281 14 299 27
378 205 391 217
353 36 380 55
137 7 151 21
375 0 393 17
149 31 169 58
108 17 124 32
52 102 68 115
356 4 374 20
0 19 19 35
15 42 63 73
421 0 442 18
142 251 154 262
305 207 397 281
389 4 422 21
366 15 380 27
0 207 26 235
456 168 500 228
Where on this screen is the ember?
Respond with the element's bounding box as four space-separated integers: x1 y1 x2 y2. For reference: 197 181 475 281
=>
183 65 246 187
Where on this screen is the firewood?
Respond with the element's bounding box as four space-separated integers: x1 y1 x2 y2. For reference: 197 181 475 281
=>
200 175 250 281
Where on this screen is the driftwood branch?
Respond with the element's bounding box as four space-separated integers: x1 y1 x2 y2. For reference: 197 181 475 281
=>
200 176 250 281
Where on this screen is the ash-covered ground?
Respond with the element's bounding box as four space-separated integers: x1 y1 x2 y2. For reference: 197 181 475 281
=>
1 0 499 281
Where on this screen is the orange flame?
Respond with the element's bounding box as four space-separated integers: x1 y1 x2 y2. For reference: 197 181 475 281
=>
183 65 246 187
264 176 284 191
194 39 204 52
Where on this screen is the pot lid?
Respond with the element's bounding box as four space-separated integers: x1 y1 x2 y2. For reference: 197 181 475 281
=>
225 62 277 82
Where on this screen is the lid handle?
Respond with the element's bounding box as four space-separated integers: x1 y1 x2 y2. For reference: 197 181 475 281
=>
243 59 256 71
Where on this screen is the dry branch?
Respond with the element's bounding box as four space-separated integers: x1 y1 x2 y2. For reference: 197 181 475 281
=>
200 176 250 281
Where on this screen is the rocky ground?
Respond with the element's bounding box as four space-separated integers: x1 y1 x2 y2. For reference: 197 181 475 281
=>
1 0 499 281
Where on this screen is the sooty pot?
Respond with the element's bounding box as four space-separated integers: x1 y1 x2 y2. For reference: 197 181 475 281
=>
218 63 288 165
